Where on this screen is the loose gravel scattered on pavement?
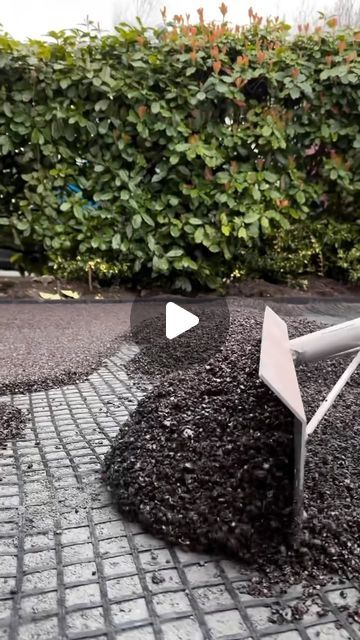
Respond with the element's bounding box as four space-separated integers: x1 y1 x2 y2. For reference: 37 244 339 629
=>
0 302 131 394
0 402 26 447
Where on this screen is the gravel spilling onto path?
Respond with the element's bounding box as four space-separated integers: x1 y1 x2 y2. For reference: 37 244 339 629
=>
0 402 27 447
104 312 360 594
0 303 131 394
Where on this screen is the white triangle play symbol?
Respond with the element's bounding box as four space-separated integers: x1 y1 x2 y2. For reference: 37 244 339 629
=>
166 302 199 340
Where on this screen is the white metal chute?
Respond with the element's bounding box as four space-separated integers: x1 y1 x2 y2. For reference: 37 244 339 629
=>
259 306 360 528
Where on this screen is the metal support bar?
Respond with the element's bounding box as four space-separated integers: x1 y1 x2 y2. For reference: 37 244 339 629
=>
290 317 360 363
306 350 360 437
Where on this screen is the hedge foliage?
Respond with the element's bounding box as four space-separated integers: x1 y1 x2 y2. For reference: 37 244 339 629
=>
0 8 359 290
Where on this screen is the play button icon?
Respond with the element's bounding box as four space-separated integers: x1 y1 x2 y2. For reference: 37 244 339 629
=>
129 294 230 375
166 302 199 340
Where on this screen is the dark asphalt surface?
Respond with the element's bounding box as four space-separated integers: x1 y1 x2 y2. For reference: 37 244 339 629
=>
0 299 359 395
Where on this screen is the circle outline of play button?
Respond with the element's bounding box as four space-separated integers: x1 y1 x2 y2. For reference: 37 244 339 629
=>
129 294 230 374
165 302 199 340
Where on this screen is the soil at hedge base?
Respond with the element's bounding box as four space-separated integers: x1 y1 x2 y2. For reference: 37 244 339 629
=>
103 312 360 594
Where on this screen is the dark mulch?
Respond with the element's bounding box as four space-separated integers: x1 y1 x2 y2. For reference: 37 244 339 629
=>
103 312 360 594
0 403 26 447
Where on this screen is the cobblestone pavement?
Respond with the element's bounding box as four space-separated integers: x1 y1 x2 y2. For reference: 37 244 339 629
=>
1 342 360 640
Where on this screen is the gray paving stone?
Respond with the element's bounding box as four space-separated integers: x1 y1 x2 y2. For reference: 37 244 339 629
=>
20 590 58 616
0 576 16 596
0 598 12 624
66 606 105 634
153 591 191 616
62 542 94 564
103 554 137 578
18 617 59 640
145 569 183 593
63 561 98 584
114 626 155 640
162 617 204 640
22 568 57 592
106 575 143 599
193 584 233 610
23 549 56 571
65 582 102 607
139 549 173 571
307 623 352 639
205 609 248 637
110 598 148 625
0 555 17 576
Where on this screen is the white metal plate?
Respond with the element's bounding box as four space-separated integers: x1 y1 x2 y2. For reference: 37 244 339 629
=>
259 306 307 530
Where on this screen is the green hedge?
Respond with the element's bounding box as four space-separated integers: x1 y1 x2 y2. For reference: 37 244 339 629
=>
0 11 359 289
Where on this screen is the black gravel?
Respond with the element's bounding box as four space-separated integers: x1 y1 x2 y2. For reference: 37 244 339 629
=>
0 403 26 447
104 311 360 594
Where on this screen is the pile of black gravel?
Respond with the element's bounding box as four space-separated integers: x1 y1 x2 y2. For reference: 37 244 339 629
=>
104 311 360 592
0 403 26 447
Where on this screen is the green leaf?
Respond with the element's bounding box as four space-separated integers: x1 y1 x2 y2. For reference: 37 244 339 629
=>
60 202 72 212
95 99 110 111
261 125 272 137
112 233 121 249
194 227 204 243
244 212 259 223
295 191 306 205
3 102 12 117
151 102 161 114
252 185 261 201
166 248 184 258
264 171 278 183
132 214 142 229
289 86 300 99
188 217 203 225
237 227 247 239
141 212 155 226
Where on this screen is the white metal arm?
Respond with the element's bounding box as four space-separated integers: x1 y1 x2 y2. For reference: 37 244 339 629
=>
289 317 360 363
289 316 360 437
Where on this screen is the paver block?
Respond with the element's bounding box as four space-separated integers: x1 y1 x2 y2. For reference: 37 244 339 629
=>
153 591 191 616
205 609 248 637
145 569 183 593
62 542 94 564
62 527 91 545
20 590 57 616
139 549 173 571
22 569 57 592
106 575 143 599
18 617 58 640
162 617 204 640
307 623 352 639
23 549 56 571
115 626 155 640
99 536 130 556
65 582 102 608
0 599 12 624
63 561 97 584
103 554 137 578
110 598 148 625
66 606 105 634
193 584 233 610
